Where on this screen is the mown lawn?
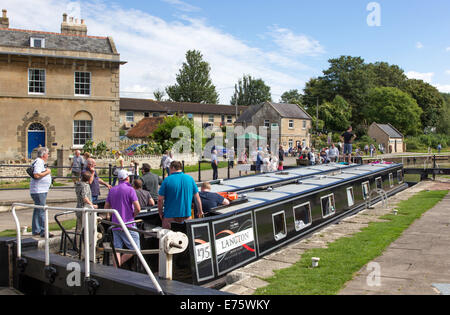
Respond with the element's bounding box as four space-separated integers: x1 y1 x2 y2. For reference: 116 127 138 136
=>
254 190 448 295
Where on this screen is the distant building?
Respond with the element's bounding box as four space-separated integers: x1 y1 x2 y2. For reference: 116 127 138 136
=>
120 98 247 130
235 102 312 149
0 10 125 160
368 123 405 153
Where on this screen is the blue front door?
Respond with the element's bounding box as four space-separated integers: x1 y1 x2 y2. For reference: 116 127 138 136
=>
28 131 46 158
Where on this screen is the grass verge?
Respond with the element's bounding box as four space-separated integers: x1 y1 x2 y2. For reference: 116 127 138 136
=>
254 189 448 295
0 219 77 238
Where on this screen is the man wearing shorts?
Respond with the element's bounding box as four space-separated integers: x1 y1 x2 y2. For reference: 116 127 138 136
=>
104 169 141 267
340 126 357 164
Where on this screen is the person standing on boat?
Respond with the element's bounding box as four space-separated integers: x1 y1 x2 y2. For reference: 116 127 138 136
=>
340 126 356 164
104 170 141 267
328 143 339 162
158 161 203 229
30 147 53 238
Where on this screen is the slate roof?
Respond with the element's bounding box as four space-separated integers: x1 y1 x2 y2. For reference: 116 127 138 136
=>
235 102 312 123
270 102 312 120
235 104 263 123
120 98 247 116
376 123 403 138
0 28 114 54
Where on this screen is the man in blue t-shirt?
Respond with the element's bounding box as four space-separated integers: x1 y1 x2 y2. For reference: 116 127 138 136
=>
158 161 203 229
194 182 230 217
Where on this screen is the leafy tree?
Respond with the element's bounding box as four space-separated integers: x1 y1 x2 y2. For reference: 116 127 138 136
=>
366 62 408 89
280 89 303 105
230 75 272 106
403 79 445 129
303 56 372 125
318 95 352 132
437 93 450 134
166 50 219 104
363 87 423 135
151 115 195 153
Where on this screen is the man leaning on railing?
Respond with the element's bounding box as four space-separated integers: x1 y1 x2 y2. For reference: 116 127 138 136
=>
30 147 53 238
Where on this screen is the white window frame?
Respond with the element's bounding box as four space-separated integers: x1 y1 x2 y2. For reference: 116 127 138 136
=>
389 173 394 188
347 187 355 207
152 113 160 118
293 202 312 232
272 211 287 241
289 120 294 129
302 120 307 130
289 139 293 148
28 68 46 95
264 120 270 128
126 111 134 122
227 115 233 123
375 177 382 190
321 193 336 219
30 37 45 48
144 112 150 118
73 120 93 147
208 115 215 123
362 181 370 200
397 170 404 184
74 71 91 97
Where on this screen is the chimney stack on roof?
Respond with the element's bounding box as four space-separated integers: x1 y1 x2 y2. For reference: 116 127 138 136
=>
61 12 87 36
1 9 9 29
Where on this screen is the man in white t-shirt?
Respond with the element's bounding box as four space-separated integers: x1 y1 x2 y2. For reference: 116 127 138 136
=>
30 147 53 237
328 144 340 163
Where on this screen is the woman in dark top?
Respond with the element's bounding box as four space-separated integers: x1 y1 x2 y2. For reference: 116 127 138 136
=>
133 179 155 208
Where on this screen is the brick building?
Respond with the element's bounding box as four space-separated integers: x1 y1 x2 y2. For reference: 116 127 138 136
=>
368 122 405 153
0 10 125 160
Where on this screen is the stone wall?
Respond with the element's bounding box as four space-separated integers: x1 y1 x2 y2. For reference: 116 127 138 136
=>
0 160 29 183
93 153 201 170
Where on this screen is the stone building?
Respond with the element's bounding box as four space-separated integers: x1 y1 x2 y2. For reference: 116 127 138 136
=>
120 98 247 130
235 102 312 149
368 122 405 153
0 10 125 160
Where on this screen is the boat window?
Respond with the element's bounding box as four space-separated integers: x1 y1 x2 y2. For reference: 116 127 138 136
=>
362 181 370 200
347 187 354 207
397 170 403 184
375 177 382 190
321 194 336 218
389 173 394 188
272 211 287 241
293 202 312 232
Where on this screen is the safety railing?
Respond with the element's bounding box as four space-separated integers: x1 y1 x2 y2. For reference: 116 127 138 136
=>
10 203 164 295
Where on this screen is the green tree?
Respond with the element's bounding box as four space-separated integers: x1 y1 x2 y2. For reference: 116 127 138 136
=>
230 75 272 106
363 87 423 135
166 50 219 104
403 79 445 129
318 95 352 132
280 89 303 105
366 62 408 89
303 56 372 125
151 115 195 153
437 93 450 134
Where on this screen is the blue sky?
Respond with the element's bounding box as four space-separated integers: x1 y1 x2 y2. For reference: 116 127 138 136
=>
6 0 450 102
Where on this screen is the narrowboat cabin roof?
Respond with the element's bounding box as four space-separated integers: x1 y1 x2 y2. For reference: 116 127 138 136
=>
212 162 401 215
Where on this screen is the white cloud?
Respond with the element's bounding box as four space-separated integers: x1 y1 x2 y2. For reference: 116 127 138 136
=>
269 26 325 57
406 71 434 83
161 0 201 13
446 47 450 52
446 70 450 75
416 42 423 49
5 0 313 104
433 84 450 93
